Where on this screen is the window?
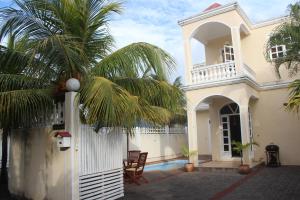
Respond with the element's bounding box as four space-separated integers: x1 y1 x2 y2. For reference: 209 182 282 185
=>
270 45 286 60
220 103 239 115
221 45 234 62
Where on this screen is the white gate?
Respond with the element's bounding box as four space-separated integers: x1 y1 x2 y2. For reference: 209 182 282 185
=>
78 125 124 200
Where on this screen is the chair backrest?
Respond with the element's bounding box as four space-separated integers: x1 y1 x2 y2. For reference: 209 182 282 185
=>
137 152 148 172
128 150 141 162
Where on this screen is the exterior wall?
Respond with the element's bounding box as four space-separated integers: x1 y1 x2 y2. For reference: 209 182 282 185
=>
196 110 211 155
205 36 232 65
186 83 258 165
9 128 71 200
182 3 300 166
251 88 300 165
123 133 187 162
187 84 300 165
8 92 125 200
240 23 294 83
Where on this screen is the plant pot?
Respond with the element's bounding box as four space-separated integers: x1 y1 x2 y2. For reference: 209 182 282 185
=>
238 164 251 174
184 163 194 172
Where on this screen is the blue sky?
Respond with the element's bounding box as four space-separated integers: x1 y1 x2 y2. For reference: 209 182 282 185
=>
0 0 296 82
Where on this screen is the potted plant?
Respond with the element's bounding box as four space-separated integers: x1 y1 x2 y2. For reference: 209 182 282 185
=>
181 145 197 172
232 141 259 174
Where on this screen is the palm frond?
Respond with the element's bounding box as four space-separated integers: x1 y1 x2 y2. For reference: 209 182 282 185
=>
93 42 176 80
79 76 173 128
265 2 300 78
286 79 300 113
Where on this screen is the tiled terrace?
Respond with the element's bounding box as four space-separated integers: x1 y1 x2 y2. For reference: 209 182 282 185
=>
122 166 300 200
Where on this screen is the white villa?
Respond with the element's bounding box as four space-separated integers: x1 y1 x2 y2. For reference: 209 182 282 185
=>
179 2 300 167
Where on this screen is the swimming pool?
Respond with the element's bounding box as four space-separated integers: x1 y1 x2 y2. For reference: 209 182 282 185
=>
144 159 188 171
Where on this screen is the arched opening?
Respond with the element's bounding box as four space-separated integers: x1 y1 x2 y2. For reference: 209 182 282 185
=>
195 95 241 161
220 103 242 158
190 21 233 67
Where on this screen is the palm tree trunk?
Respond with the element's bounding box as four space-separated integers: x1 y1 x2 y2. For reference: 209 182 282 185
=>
0 128 9 184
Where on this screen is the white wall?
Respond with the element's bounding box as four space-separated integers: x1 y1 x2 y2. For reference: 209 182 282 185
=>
9 127 71 200
8 92 125 200
123 133 188 163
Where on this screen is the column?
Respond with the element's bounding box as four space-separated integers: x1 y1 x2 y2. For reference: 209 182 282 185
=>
231 26 243 75
65 92 80 200
239 104 252 166
183 38 193 85
187 107 199 166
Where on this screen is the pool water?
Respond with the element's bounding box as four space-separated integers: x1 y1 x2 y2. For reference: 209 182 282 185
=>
144 159 188 171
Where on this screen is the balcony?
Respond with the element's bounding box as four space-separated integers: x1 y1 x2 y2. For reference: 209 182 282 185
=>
191 62 256 85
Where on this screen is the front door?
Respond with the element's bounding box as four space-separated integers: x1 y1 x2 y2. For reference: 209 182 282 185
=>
221 114 242 159
221 115 231 159
220 103 242 160
229 115 242 157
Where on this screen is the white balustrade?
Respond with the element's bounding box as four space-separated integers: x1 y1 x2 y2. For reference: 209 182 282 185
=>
191 62 256 85
191 62 237 84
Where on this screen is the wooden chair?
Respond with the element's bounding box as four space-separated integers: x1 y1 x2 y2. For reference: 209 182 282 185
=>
124 152 148 185
123 150 141 169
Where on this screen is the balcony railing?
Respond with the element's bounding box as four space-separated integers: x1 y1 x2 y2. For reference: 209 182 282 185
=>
191 61 237 84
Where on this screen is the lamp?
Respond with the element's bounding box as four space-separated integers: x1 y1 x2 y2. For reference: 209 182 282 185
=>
66 78 80 92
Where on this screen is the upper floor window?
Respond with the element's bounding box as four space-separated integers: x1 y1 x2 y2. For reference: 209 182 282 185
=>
222 45 234 62
270 45 286 60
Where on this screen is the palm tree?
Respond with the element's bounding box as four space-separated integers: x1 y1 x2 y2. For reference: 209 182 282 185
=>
266 2 300 113
0 0 184 187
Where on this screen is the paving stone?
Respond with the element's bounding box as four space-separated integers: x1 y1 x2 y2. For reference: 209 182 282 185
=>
123 166 300 200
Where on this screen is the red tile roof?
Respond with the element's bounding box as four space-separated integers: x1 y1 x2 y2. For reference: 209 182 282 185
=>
203 3 222 12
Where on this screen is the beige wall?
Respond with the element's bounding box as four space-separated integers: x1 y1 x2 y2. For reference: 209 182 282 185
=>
188 85 300 165
240 23 295 83
196 110 211 155
123 133 187 162
9 128 72 200
251 88 300 165
205 36 232 65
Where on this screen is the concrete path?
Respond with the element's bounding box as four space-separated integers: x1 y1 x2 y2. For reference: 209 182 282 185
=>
122 166 300 200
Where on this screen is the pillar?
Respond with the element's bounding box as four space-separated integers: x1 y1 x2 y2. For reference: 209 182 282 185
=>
239 104 252 165
231 26 243 75
187 106 199 166
65 92 80 200
183 38 193 85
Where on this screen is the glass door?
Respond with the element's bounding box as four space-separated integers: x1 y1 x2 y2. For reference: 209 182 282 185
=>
221 115 231 159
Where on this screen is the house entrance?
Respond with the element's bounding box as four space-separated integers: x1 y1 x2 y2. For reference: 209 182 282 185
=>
220 103 242 159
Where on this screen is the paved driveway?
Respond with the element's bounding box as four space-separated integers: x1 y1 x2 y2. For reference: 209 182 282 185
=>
122 166 300 200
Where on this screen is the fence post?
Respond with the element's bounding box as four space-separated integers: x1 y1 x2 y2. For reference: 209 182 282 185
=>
165 125 170 134
64 92 80 200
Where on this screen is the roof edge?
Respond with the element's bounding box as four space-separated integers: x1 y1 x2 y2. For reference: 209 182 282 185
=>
178 2 238 26
178 1 287 29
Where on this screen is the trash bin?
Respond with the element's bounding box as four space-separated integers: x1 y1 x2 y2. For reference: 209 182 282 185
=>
265 144 281 167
